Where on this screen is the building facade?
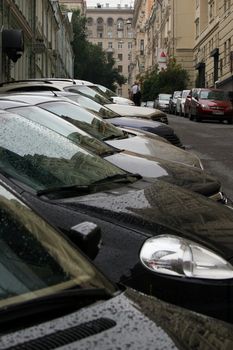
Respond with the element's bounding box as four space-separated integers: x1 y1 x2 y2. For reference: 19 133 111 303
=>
86 3 134 97
132 0 233 91
0 0 74 83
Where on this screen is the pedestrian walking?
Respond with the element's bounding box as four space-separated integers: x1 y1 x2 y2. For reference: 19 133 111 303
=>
131 81 141 106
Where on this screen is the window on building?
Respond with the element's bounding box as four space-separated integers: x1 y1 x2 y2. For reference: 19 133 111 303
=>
107 17 113 26
128 53 131 60
118 65 123 73
128 42 132 49
140 40 144 55
97 42 103 48
117 18 124 31
224 0 231 11
108 42 113 49
97 17 104 33
107 31 113 38
118 42 123 49
98 32 103 38
117 31 123 39
195 18 200 38
87 17 93 26
209 0 215 22
118 53 123 61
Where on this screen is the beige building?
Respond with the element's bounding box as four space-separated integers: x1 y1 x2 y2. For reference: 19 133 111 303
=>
194 0 233 90
86 3 134 97
0 0 74 83
132 0 233 91
132 0 196 88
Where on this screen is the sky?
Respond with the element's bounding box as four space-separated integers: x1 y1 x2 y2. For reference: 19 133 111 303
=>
86 0 134 8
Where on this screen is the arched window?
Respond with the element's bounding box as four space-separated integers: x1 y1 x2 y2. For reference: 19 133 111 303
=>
107 17 114 26
87 17 93 26
117 18 124 31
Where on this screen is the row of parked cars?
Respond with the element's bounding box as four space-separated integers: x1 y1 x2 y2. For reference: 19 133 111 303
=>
168 88 233 124
1 78 233 348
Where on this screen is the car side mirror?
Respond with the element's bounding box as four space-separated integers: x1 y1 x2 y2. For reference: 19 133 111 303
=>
69 221 101 259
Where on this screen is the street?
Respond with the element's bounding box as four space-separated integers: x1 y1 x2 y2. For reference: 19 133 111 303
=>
167 114 233 201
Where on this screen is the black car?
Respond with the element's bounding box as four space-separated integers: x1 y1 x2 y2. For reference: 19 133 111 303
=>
1 109 233 323
0 97 225 203
2 181 233 349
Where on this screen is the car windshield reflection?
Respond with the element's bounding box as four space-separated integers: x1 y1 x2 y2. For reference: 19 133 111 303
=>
0 185 116 309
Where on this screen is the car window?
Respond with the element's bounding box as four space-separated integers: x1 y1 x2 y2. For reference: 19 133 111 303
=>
200 90 230 101
0 185 116 309
0 112 127 193
159 94 171 101
66 94 119 119
64 85 111 105
38 101 125 141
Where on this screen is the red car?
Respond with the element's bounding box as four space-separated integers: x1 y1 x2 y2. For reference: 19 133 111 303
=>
189 88 233 124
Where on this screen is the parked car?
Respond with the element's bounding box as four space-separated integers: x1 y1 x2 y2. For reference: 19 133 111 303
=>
0 97 225 202
92 83 134 106
175 90 190 116
51 91 182 147
2 109 233 322
154 93 172 112
0 94 203 168
4 181 233 349
143 100 155 108
169 91 181 114
183 91 192 117
189 88 233 123
0 79 168 124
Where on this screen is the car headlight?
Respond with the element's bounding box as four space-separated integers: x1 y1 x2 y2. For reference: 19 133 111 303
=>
140 235 233 279
201 104 209 109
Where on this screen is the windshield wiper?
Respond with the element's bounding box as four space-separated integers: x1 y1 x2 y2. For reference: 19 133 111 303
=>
0 287 114 332
91 173 142 186
37 184 90 197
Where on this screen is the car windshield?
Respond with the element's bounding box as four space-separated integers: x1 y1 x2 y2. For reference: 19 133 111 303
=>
65 93 120 119
200 90 230 101
174 91 181 98
0 185 116 309
182 91 190 98
96 85 118 97
159 94 171 101
0 111 127 193
38 101 125 141
64 85 111 105
7 105 113 156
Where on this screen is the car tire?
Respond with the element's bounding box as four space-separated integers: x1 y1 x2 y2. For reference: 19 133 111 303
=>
188 110 194 121
227 117 233 124
195 114 201 122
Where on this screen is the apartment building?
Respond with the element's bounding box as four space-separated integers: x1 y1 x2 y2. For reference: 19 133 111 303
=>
194 0 233 90
132 0 196 88
0 0 73 83
86 3 134 97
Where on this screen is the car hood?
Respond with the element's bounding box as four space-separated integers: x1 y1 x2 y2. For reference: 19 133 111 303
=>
105 135 202 169
106 116 162 128
200 99 232 108
61 179 233 260
105 104 165 119
1 288 232 349
104 151 220 196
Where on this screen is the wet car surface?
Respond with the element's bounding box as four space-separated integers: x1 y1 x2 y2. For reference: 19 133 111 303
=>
1 109 233 322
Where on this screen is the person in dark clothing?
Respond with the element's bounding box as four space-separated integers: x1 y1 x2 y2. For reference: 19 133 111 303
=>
131 81 141 106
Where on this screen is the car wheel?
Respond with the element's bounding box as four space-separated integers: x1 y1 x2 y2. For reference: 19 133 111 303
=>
188 110 194 121
227 117 233 124
195 114 201 122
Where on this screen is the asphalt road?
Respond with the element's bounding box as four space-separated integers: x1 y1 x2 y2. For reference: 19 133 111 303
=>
167 114 233 201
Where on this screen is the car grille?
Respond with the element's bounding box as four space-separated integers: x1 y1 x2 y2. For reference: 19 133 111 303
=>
163 132 183 148
6 318 116 350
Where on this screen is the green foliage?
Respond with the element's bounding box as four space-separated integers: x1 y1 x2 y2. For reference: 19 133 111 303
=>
141 59 189 101
71 11 126 90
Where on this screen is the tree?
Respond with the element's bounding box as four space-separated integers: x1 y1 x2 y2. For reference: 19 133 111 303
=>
71 10 126 90
141 59 189 101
